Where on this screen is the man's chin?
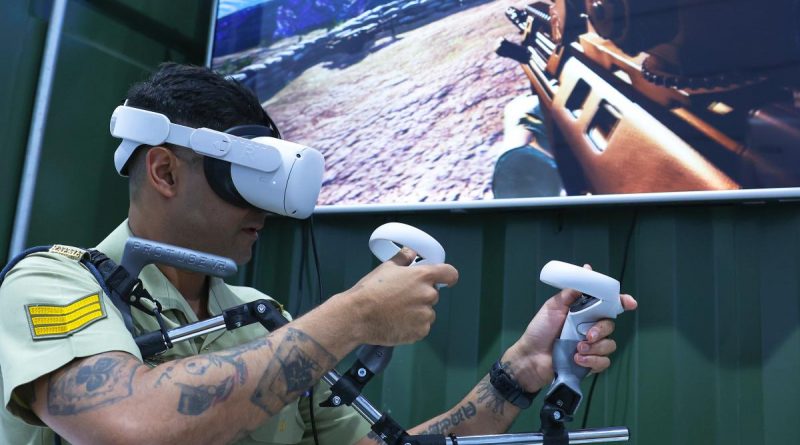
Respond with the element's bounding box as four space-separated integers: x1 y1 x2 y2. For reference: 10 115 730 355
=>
233 243 256 266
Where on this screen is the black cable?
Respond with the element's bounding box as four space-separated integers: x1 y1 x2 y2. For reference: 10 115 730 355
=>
306 216 323 445
580 209 638 429
309 217 324 306
617 209 639 284
292 219 310 316
580 374 600 429
309 387 321 445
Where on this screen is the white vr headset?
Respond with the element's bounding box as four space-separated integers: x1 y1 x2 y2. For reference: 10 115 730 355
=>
109 105 324 219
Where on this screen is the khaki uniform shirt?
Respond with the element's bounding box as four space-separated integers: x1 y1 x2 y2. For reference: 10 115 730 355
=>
0 221 371 444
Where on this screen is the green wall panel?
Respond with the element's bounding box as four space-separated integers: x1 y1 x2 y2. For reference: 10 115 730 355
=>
0 1 48 264
252 203 800 444
1 0 213 263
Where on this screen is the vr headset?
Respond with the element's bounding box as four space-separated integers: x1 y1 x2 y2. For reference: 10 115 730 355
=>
109 104 324 219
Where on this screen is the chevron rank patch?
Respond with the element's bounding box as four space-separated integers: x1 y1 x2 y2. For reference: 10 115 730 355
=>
26 292 106 340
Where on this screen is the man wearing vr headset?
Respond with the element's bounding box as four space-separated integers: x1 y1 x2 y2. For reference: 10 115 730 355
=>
0 63 635 444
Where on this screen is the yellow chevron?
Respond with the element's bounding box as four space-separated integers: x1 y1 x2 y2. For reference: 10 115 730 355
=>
27 294 101 316
30 302 103 326
26 293 107 339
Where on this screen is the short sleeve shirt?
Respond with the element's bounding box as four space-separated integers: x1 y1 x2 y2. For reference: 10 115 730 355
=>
0 221 371 444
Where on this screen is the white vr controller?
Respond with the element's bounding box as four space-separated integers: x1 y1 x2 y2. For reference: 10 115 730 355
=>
539 261 624 414
109 105 324 219
369 222 447 287
368 222 446 265
350 223 446 376
540 261 624 341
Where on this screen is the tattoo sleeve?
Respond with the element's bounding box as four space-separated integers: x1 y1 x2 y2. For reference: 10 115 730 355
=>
176 376 234 415
250 327 337 415
167 336 269 416
475 373 509 416
47 352 142 415
421 401 478 434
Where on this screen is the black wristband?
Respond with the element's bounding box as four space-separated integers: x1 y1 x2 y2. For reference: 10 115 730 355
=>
488 360 539 409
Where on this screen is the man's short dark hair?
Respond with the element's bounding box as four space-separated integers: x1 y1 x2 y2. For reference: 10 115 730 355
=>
125 62 273 131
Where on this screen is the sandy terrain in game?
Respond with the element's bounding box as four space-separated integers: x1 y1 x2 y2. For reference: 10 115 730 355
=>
265 1 528 205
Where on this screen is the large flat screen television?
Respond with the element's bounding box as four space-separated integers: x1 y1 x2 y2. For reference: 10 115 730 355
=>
208 0 800 212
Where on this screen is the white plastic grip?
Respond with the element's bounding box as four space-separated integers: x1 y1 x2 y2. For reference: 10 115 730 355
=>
368 223 445 265
539 260 623 341
540 261 621 305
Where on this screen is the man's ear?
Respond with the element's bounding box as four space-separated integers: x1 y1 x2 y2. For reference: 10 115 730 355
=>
145 146 180 198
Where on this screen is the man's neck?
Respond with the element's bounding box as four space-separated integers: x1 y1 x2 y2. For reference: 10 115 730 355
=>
157 265 211 320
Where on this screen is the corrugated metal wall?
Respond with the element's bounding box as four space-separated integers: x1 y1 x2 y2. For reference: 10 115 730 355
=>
253 204 800 444
2 1 798 444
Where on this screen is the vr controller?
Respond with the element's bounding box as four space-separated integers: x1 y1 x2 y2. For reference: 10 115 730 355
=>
109 105 324 219
370 222 446 287
540 261 623 341
319 222 447 410
369 222 445 263
539 261 624 415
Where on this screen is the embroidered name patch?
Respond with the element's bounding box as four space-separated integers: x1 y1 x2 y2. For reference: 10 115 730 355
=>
48 245 87 261
26 292 107 339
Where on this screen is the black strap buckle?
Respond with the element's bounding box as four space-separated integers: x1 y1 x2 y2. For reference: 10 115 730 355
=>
489 360 538 409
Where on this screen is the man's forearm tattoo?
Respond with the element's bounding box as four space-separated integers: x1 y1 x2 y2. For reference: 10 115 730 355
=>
168 336 270 415
421 402 478 434
154 365 175 388
47 353 142 415
476 373 508 416
366 431 387 444
176 376 235 415
250 327 337 415
179 343 254 384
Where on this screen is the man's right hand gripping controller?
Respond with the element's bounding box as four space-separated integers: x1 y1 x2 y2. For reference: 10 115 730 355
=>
345 222 458 347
